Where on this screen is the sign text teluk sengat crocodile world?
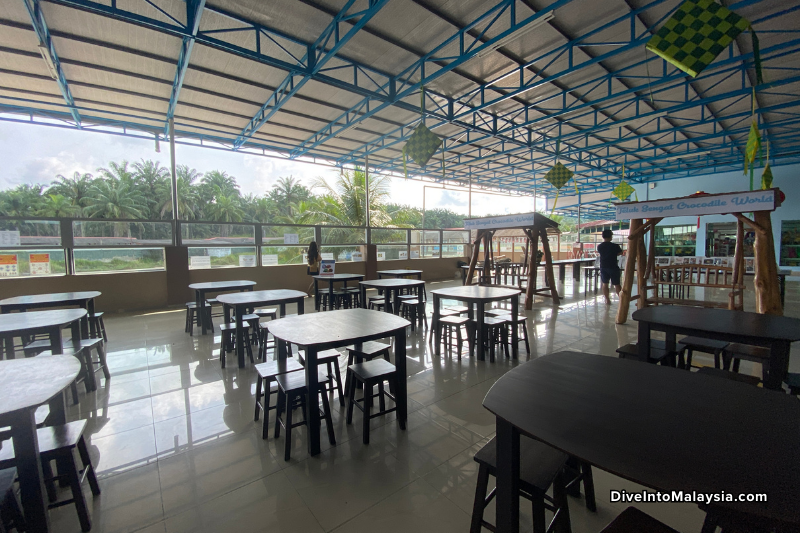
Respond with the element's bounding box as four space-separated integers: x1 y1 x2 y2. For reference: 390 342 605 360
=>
615 190 776 220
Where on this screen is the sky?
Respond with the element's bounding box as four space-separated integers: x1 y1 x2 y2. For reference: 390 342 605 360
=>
0 120 542 217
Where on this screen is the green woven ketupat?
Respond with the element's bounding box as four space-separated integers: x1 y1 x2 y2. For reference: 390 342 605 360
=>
403 123 441 168
744 119 760 174
646 0 751 78
543 162 574 190
613 180 635 202
761 163 773 189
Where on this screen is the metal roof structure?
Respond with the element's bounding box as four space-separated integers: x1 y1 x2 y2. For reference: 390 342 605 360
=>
1 0 799 220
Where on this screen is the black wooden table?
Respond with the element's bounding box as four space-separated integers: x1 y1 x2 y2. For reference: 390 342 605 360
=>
483 351 800 532
312 273 364 311
633 306 800 390
267 309 410 455
0 308 87 360
551 258 597 282
188 280 255 334
0 291 100 339
0 355 81 533
216 290 306 368
430 286 520 361
377 269 423 279
359 279 425 324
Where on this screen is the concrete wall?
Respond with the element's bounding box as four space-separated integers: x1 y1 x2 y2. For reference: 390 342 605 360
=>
0 256 466 313
629 162 800 272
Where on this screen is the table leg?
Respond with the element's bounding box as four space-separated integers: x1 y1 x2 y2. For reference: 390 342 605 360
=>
9 409 51 533
196 290 206 335
780 275 786 307
432 294 441 354
476 303 485 362
495 417 520 533
637 321 651 363
297 297 304 315
416 286 424 329
360 285 367 309
510 294 519 359
3 335 15 359
314 279 320 311
305 347 321 456
70 318 81 342
329 283 335 311
277 339 287 362
395 327 407 430
384 288 392 314
573 263 581 281
766 341 791 391
559 264 565 283
279 304 286 318
49 326 63 355
468 304 475 357
83 299 94 338
223 304 231 324
235 307 245 368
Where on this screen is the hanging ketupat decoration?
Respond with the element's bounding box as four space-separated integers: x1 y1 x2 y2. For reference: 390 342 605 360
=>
612 180 636 202
544 162 575 214
744 119 761 176
761 163 773 190
402 85 443 179
645 0 762 84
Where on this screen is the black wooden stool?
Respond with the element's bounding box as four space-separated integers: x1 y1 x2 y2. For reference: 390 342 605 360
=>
437 316 473 360
346 358 400 444
722 343 770 382
446 305 470 316
0 467 25 533
470 436 572 533
88 312 107 342
482 316 509 362
367 296 385 311
254 357 304 438
185 301 212 335
696 366 761 387
400 299 428 331
491 311 531 356
601 507 679 533
298 349 345 406
616 341 679 367
678 336 729 370
219 323 254 368
345 342 391 399
562 456 597 512
274 369 335 461
0 421 100 532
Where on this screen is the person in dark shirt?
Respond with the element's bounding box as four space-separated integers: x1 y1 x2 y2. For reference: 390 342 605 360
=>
597 229 623 305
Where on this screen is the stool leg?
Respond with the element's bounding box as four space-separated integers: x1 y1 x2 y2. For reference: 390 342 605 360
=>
552 472 572 533
40 459 58 503
531 493 547 533
332 360 344 407
262 381 272 440
469 464 490 533
274 389 285 438
346 370 356 425
320 386 336 446
254 376 263 421
77 437 101 496
581 461 596 512
362 383 372 444
65 453 92 532
283 395 293 461
97 342 110 381
378 381 386 413
219 335 226 369
456 327 463 361
99 316 107 342
245 336 254 364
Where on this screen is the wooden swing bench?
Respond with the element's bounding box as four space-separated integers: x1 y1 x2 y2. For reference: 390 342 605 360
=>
646 264 744 311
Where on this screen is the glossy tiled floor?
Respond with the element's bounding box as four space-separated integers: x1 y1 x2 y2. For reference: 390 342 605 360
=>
49 272 800 533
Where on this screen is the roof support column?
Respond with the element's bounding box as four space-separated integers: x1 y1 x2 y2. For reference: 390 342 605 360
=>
169 118 178 223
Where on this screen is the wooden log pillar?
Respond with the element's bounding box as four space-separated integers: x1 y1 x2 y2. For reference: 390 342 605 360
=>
753 210 783 315
635 230 649 310
465 230 483 285
482 230 493 285
524 228 540 310
540 227 560 305
730 219 744 310
644 223 656 280
616 218 642 324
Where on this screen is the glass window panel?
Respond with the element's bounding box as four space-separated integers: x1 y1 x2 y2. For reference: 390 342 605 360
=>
181 223 255 245
0 249 66 277
442 244 466 257
320 245 366 262
410 230 440 244
262 225 315 245
410 244 440 258
780 220 800 267
74 247 165 274
260 246 306 265
371 228 408 244
73 220 172 246
442 230 469 243
376 245 408 260
320 227 366 245
0 220 61 247
187 246 257 269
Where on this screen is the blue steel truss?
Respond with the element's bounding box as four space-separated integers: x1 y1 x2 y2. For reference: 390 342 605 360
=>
22 0 81 125
1 0 798 216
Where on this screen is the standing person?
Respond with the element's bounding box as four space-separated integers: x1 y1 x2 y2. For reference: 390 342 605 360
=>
597 229 623 305
306 241 322 296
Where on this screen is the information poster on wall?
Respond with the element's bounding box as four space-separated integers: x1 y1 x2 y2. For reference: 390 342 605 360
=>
239 255 256 267
350 252 363 262
283 233 299 245
262 254 279 266
29 253 50 275
398 251 408 260
0 254 18 277
377 252 385 261
302 253 308 264
190 256 211 269
321 253 334 260
0 231 20 247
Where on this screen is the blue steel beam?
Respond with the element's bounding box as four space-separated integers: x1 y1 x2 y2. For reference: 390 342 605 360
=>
164 0 205 134
22 0 81 125
233 0 390 148
288 0 579 159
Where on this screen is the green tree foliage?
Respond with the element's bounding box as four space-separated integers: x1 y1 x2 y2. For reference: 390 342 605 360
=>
0 159 473 229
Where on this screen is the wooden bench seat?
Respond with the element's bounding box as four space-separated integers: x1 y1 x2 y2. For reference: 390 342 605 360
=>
646 264 743 311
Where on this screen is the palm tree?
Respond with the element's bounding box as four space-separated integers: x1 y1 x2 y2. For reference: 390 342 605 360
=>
133 159 170 218
49 172 94 209
311 167 391 227
156 165 200 220
86 179 145 236
268 176 312 217
0 185 45 217
38 194 81 217
97 161 135 185
200 170 239 206
207 195 245 223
